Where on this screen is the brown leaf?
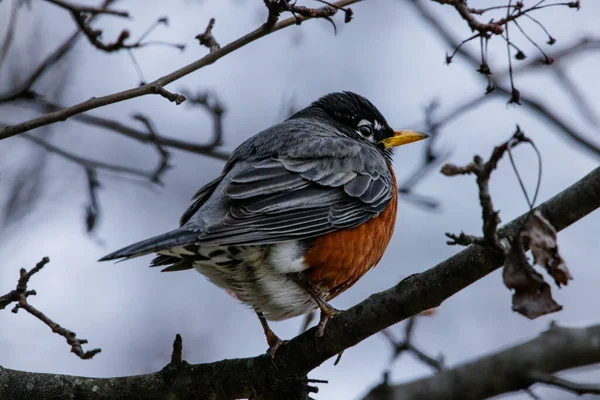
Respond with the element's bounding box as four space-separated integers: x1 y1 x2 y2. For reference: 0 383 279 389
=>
503 238 562 319
521 211 573 287
512 281 562 319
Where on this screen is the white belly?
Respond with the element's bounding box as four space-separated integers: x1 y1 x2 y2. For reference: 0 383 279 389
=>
177 241 318 321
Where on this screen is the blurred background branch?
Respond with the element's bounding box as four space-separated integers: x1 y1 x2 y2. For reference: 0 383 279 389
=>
363 322 600 400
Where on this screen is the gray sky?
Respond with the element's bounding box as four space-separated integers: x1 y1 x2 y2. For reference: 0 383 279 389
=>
1 1 599 399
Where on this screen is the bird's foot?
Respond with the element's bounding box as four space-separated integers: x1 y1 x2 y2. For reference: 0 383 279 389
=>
266 330 288 358
315 305 341 338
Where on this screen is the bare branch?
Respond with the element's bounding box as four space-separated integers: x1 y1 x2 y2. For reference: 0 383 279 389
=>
363 322 600 400
43 0 128 16
44 0 183 53
410 0 600 158
442 131 532 248
0 0 21 72
180 90 226 148
529 370 600 396
381 316 444 373
0 1 115 104
16 98 231 160
0 257 101 360
552 66 599 126
432 0 578 36
20 132 163 180
0 0 361 141
432 0 504 35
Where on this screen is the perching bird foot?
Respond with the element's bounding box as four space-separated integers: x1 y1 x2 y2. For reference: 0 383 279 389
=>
266 333 288 359
316 305 341 337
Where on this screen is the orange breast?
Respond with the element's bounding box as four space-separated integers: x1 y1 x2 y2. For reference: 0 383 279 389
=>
305 167 398 300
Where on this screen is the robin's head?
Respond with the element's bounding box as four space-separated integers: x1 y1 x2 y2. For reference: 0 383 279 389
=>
301 91 428 155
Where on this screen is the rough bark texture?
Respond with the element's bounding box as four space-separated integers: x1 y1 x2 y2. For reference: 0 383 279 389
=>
363 323 600 400
1 166 599 399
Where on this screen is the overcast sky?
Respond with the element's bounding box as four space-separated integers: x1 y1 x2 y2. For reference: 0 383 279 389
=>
1 1 599 399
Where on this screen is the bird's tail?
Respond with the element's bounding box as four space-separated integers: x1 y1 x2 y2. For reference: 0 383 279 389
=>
98 229 198 261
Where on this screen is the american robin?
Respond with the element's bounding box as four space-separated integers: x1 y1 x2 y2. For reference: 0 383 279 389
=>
100 91 428 355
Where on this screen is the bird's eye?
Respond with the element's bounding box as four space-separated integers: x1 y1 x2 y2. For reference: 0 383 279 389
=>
359 125 373 137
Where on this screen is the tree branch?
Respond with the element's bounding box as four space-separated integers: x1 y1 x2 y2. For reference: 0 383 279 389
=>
1 166 598 399
410 0 600 158
20 132 164 181
0 0 21 72
529 370 600 396
0 257 101 360
0 0 361 141
363 322 600 400
43 0 129 17
17 98 232 161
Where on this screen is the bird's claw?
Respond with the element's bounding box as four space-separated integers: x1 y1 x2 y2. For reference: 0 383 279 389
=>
315 306 341 338
266 333 287 358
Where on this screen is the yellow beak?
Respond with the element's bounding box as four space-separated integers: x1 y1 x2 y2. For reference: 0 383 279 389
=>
379 130 429 149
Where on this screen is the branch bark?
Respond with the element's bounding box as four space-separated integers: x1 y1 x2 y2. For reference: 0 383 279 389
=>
363 322 600 400
1 166 598 399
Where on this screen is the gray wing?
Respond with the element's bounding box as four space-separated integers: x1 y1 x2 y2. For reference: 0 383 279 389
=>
180 175 224 226
187 158 393 246
180 117 395 246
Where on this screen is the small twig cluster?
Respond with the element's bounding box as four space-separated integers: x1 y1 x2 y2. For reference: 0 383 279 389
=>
0 257 101 359
46 0 185 53
438 0 580 103
263 0 353 33
412 0 600 159
442 127 572 319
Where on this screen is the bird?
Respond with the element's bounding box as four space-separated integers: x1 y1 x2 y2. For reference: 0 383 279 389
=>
100 91 428 356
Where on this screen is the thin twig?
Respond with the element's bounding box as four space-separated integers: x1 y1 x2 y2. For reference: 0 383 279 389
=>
409 0 600 158
529 371 600 395
380 316 444 373
0 257 101 359
196 18 220 53
0 0 21 72
13 98 231 160
0 0 116 103
21 132 162 180
43 0 129 16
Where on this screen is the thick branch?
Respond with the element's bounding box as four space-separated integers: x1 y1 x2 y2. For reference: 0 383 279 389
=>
0 0 361 140
1 167 598 399
363 323 600 400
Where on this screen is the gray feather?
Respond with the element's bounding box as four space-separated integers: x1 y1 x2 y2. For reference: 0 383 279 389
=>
175 116 393 246
99 229 198 261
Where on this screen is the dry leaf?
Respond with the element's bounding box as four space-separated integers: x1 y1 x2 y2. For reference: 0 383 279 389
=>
521 211 573 287
503 237 562 319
